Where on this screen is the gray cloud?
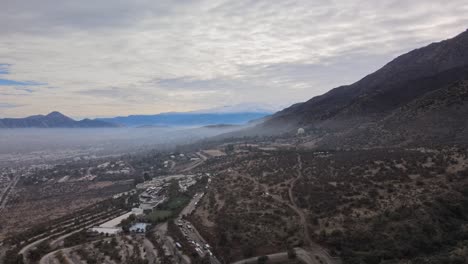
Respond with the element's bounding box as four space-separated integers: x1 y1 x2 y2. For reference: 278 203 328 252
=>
0 102 23 108
0 0 467 117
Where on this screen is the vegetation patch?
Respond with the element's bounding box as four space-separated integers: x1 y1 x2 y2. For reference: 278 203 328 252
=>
145 210 173 223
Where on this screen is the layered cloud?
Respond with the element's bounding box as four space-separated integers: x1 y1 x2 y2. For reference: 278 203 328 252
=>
1 0 467 117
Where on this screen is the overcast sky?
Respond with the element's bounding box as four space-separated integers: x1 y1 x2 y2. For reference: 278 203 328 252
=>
0 0 467 118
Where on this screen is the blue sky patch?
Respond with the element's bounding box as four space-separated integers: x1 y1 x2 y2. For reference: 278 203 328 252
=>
0 79 42 86
0 64 11 74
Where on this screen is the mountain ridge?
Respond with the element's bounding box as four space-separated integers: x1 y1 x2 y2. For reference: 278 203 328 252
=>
96 111 271 127
0 111 119 128
234 28 468 147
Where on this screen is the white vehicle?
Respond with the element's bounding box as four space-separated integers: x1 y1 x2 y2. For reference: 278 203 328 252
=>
175 242 182 249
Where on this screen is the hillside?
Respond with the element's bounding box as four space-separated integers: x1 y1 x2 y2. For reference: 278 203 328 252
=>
191 146 468 264
0 112 119 128
247 29 468 147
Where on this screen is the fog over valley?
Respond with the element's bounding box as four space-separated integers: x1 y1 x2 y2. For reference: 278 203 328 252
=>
0 126 241 167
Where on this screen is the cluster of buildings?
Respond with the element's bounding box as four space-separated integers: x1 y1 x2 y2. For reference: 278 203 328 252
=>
178 176 197 192
91 174 202 235
139 186 167 210
97 160 132 175
137 174 199 208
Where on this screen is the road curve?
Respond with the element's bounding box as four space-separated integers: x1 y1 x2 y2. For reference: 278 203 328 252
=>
231 247 327 264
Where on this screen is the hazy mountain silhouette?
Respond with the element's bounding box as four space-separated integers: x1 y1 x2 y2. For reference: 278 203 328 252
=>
97 112 271 127
0 111 119 128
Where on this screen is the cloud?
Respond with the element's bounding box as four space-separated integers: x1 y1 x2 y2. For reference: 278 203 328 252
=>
0 0 467 117
0 103 23 109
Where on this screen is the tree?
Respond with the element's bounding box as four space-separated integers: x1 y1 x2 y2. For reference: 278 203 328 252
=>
121 217 133 233
257 255 268 264
287 248 296 259
241 243 255 258
134 177 144 186
225 144 234 153
143 172 151 181
3 250 24 264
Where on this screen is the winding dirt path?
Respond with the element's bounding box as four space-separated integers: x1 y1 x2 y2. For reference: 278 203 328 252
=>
289 154 340 264
288 154 312 246
235 154 339 264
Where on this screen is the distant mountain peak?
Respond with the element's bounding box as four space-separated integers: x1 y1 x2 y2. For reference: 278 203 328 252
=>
0 111 118 128
46 111 69 118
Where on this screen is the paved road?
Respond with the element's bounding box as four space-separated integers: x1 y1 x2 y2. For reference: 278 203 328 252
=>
231 251 289 264
177 192 221 264
154 222 191 264
19 236 50 262
182 152 207 172
20 209 122 263
231 247 325 264
180 192 204 217
39 245 81 264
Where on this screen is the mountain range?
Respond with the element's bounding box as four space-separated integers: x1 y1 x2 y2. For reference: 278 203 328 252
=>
240 28 468 148
0 111 119 128
96 111 270 127
0 110 271 128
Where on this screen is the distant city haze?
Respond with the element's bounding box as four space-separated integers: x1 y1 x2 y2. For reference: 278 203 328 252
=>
1 0 467 118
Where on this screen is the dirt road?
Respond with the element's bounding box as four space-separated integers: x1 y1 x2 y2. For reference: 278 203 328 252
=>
289 154 340 264
232 154 340 264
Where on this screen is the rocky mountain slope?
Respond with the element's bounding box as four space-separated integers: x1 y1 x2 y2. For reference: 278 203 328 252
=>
251 29 468 147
